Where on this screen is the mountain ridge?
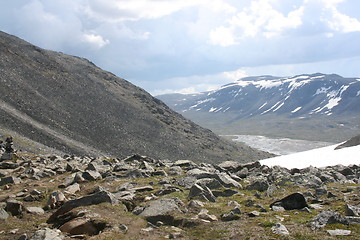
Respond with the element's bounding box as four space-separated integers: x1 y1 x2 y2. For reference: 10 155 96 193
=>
157 73 360 142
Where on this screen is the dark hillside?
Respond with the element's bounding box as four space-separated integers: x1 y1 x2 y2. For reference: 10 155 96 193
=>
0 31 272 163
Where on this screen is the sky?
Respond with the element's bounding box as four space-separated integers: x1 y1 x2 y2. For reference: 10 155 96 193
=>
1 0 360 95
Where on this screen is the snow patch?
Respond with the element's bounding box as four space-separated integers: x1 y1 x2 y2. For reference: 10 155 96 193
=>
315 87 331 95
273 102 284 112
291 107 302 113
260 144 360 169
258 102 267 110
209 107 217 112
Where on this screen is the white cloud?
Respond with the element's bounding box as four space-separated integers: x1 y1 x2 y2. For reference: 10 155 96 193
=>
209 0 305 46
209 26 236 46
82 33 109 49
324 5 360 32
223 69 248 80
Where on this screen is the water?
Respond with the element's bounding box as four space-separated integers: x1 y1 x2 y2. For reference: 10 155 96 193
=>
229 135 334 155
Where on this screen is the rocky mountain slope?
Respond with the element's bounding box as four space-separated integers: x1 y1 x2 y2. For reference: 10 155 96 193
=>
0 31 273 163
158 74 360 142
0 147 359 239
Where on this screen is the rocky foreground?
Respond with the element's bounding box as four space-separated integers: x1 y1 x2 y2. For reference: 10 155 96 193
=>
0 153 359 239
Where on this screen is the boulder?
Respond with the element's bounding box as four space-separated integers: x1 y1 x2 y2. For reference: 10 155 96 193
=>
217 161 242 172
270 193 308 210
0 176 21 186
168 166 183 176
48 190 118 223
173 160 197 169
188 184 216 202
195 178 222 189
138 197 186 225
82 170 102 181
245 179 269 192
59 217 103 235
309 210 349 229
5 200 24 216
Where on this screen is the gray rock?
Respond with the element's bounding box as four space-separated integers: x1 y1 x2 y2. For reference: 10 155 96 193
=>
5 200 24 216
0 162 19 169
248 211 260 217
196 178 222 189
59 217 101 235
212 189 238 197
216 173 242 189
173 176 197 189
327 229 351 236
168 166 183 176
29 228 64 240
188 184 216 202
221 207 241 221
0 207 9 219
138 197 186 225
82 170 102 181
270 192 308 210
310 210 349 229
173 160 197 169
271 223 289 236
48 190 118 223
246 179 269 192
26 207 45 215
345 216 360 224
44 191 67 210
0 176 21 186
217 161 242 172
346 204 360 216
64 183 80 195
188 200 204 209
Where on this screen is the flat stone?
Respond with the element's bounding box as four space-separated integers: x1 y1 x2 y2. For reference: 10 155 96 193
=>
29 228 64 240
26 207 45 215
139 197 186 225
327 229 351 236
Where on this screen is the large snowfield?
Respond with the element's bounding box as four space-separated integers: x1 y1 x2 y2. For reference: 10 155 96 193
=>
260 143 360 169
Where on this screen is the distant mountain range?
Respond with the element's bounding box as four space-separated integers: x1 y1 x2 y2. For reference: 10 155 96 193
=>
157 73 360 142
0 31 273 163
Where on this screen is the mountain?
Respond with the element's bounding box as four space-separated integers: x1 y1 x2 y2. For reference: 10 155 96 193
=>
157 74 360 142
0 31 273 163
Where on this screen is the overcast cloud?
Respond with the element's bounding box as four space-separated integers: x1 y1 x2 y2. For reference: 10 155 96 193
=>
1 0 360 95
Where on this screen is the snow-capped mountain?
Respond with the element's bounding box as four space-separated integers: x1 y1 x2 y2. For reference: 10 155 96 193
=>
160 73 360 117
157 73 360 142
